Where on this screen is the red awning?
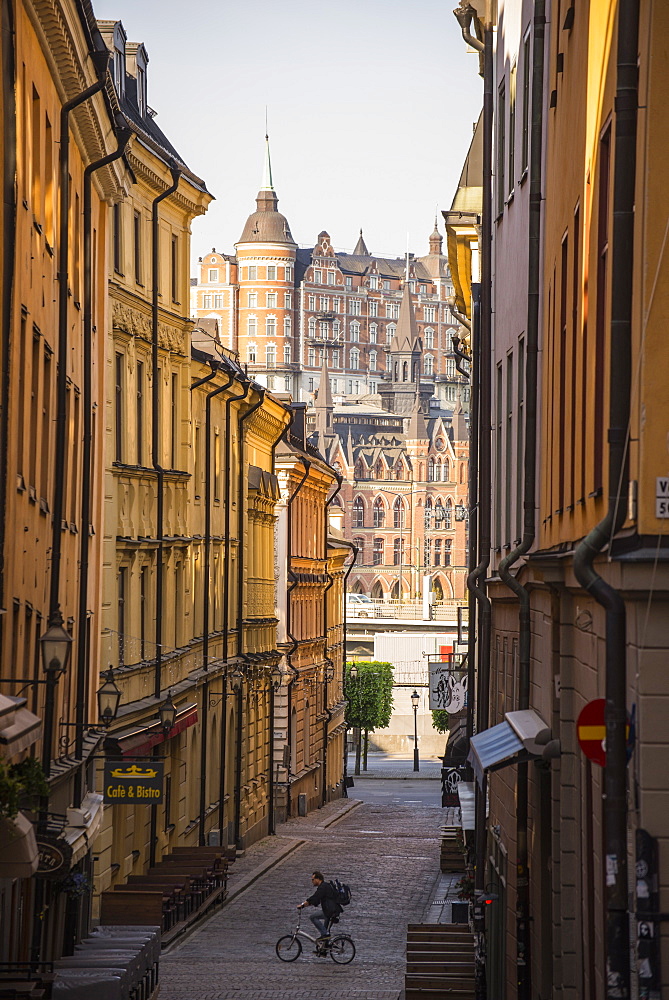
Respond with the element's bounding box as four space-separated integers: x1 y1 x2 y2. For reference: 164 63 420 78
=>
104 703 198 758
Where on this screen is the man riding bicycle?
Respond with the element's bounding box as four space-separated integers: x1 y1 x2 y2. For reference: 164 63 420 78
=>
297 871 343 942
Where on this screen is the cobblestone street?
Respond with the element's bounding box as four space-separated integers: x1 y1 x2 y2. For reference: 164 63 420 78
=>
160 760 444 999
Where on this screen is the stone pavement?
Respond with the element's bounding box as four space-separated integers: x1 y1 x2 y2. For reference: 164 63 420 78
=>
347 752 443 781
160 765 447 1000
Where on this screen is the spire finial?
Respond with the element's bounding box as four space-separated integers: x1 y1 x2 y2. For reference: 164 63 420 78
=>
261 115 273 192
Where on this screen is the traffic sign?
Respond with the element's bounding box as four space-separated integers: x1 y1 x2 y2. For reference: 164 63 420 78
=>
577 699 631 767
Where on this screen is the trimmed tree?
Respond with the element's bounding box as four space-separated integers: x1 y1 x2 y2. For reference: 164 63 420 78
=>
345 661 394 773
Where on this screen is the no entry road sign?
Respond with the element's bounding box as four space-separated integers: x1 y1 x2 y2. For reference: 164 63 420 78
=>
577 698 631 767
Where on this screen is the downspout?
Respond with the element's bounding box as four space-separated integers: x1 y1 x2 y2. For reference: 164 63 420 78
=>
339 539 358 798
284 458 310 817
495 5 545 995
573 1 639 994
451 333 472 379
0 0 16 652
321 471 343 807
194 364 234 846
74 122 132 804
234 386 266 849
455 5 493 997
218 377 250 844
466 289 481 745
0 0 16 654
45 62 108 779
150 163 180 701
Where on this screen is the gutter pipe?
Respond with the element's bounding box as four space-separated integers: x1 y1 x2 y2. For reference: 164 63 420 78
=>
573 1 639 994
495 4 545 995
321 471 342 807
74 122 132 798
150 163 180 701
233 386 266 850
217 377 250 844
451 334 472 380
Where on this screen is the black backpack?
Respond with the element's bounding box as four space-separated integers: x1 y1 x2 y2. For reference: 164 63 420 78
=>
329 878 352 907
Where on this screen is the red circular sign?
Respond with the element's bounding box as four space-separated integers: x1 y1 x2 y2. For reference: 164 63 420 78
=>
577 699 631 767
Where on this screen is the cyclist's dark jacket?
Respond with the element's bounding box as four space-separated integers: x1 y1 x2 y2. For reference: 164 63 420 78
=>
307 881 343 919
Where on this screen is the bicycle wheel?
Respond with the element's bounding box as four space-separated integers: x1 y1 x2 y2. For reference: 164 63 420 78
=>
329 934 355 964
276 935 302 962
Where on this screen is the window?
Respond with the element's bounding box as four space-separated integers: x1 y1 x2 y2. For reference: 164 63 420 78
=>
247 317 257 336
393 538 404 565
285 292 292 308
352 496 365 527
424 537 431 566
350 322 360 342
319 321 328 339
171 237 179 301
308 294 316 310
266 317 276 336
594 125 611 493
428 457 435 482
213 294 222 308
373 537 384 565
266 344 276 367
308 348 315 366
117 567 127 666
369 275 378 290
435 499 445 525
208 268 218 282
447 358 456 378
248 292 257 308
369 300 378 317
350 298 361 316
285 266 292 282
284 343 291 364
248 265 257 280
308 317 316 336
521 32 531 174
350 348 360 369
409 280 416 292
345 276 352 287
267 265 276 280
497 81 506 215
393 496 405 529
375 460 384 480
314 269 322 283
383 279 390 290
332 349 340 368
136 360 144 465
113 202 122 272
284 316 291 336
353 537 365 563
327 271 335 285
373 498 385 527
170 372 178 467
133 211 142 283
387 324 396 343
319 296 330 311
369 350 377 370
332 297 340 312
115 352 124 462
248 344 257 363
284 376 291 391
203 294 212 308
434 539 442 566
509 64 516 194
386 302 400 320
267 292 277 308
444 539 452 566
425 305 436 322
424 354 434 375
370 323 378 344
309 377 314 391
425 328 434 348
445 498 453 529
333 320 341 337
424 497 433 530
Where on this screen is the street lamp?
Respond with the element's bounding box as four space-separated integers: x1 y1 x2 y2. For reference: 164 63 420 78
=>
159 691 177 734
411 689 420 772
97 667 122 727
40 617 73 775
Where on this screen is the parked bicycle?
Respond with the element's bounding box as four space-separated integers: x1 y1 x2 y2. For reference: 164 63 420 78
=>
275 910 355 964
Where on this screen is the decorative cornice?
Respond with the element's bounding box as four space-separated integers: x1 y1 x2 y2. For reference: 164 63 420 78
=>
126 149 210 217
112 299 186 355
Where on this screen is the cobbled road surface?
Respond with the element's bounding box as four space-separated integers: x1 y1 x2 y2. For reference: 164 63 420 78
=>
160 793 443 1000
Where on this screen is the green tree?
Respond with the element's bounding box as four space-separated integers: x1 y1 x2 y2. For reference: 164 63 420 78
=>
431 710 450 734
345 662 394 773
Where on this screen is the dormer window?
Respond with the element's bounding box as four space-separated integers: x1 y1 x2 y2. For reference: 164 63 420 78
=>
134 43 149 118
110 22 127 100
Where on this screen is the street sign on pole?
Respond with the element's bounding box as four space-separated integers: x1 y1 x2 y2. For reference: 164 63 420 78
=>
577 699 631 767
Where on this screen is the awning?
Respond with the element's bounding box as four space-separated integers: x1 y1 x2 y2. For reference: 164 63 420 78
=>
0 812 39 877
62 792 105 866
104 703 198 758
457 781 476 831
467 709 553 784
0 694 42 757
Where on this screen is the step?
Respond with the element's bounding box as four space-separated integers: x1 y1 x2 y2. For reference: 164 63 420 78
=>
406 962 474 975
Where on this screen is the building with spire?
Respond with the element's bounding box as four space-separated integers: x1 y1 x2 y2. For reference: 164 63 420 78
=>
190 140 469 410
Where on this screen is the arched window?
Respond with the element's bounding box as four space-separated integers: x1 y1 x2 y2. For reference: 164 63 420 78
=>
390 580 401 599
424 497 433 530
444 539 452 566
393 496 405 529
354 460 365 480
402 361 408 382
373 497 385 527
424 354 434 375
393 361 399 381
308 317 316 336
350 321 361 342
395 461 404 481
444 459 450 482
435 459 442 481
444 498 453 529
413 362 419 381
387 324 396 344
460 463 465 484
428 457 435 481
424 328 434 348
352 496 365 528
353 537 365 563
350 348 360 370
373 537 384 565
369 323 378 343
434 539 442 566
369 350 377 370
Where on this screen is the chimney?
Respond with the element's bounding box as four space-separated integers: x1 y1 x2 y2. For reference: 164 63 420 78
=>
290 402 307 446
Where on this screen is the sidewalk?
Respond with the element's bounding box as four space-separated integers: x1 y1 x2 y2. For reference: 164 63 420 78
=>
346 750 443 780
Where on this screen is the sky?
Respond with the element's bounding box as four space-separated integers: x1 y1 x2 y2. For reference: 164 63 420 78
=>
94 0 483 266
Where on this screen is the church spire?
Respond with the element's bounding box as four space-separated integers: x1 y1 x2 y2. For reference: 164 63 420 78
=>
314 355 334 452
353 229 369 256
260 130 274 192
429 216 443 255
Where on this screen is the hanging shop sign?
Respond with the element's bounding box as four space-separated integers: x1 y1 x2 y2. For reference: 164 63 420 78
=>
36 834 73 879
576 699 632 767
103 760 164 804
429 660 468 714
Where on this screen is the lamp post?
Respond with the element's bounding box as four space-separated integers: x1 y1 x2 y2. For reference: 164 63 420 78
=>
40 617 73 778
346 664 360 777
411 688 420 772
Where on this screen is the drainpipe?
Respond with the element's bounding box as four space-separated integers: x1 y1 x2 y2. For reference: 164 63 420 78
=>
0 0 16 656
466 289 481 746
194 363 234 845
74 122 132 803
494 5 545 995
234 386 266 850
321 471 343 807
573 1 639 995
451 334 472 380
151 163 180 702
285 458 311 817
339 540 358 798
218 377 250 844
455 4 493 997
44 60 108 780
